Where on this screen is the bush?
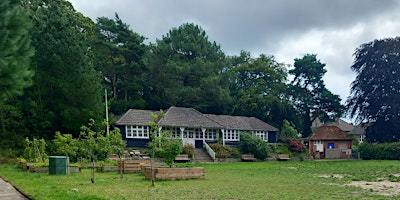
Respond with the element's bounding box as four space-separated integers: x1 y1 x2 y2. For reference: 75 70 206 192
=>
53 119 126 162
182 144 195 158
239 132 269 160
359 142 400 160
283 137 307 153
209 143 240 158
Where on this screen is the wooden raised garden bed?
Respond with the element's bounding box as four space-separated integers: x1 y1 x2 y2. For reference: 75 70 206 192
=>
141 166 205 180
119 159 151 173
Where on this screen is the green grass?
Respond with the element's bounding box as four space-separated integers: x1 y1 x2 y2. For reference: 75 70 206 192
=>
1 160 400 199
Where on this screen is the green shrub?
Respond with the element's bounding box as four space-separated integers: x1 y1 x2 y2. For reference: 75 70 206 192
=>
52 119 126 162
182 144 195 158
359 142 400 160
239 132 269 160
23 137 48 163
209 143 240 158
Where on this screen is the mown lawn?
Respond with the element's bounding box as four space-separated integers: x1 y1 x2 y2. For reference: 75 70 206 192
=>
1 160 400 199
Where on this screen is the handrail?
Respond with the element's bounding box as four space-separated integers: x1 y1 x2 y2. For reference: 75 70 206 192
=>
203 141 215 161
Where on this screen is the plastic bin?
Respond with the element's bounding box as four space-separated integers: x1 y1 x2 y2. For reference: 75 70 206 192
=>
49 156 69 175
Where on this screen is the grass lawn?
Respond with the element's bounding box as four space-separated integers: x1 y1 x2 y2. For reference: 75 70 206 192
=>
1 160 400 199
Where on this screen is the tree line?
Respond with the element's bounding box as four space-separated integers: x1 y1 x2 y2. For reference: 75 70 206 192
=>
1 0 399 152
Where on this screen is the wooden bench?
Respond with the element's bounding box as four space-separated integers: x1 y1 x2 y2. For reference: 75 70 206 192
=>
277 154 290 161
174 154 191 162
241 154 257 162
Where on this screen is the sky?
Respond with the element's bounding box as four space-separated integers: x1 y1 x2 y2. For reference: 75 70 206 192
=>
69 0 400 108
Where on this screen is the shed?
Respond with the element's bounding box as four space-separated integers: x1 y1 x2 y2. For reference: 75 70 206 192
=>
309 126 352 159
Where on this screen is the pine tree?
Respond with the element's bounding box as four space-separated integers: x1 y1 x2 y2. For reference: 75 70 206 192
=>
0 0 34 102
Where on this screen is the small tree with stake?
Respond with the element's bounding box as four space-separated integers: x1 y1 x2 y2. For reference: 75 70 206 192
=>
147 111 182 185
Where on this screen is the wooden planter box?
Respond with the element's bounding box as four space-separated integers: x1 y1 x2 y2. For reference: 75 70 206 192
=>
142 166 205 180
28 166 81 173
120 159 151 173
20 162 34 171
97 166 120 172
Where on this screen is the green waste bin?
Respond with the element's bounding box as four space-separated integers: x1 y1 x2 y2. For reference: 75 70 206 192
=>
49 156 69 175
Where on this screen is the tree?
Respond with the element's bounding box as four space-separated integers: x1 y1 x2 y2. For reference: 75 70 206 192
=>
0 0 34 102
94 14 147 114
346 37 400 142
0 0 34 144
144 23 230 114
289 54 343 137
227 51 299 129
279 120 299 140
148 112 182 167
21 0 104 137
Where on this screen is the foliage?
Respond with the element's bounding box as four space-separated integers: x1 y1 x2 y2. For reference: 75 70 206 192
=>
144 23 230 114
0 0 34 102
53 132 78 159
53 119 126 162
209 143 241 158
346 38 400 142
147 112 182 167
288 54 344 137
270 144 291 155
358 142 400 160
238 132 269 160
283 137 307 153
227 52 296 129
20 0 104 137
181 144 195 158
23 137 48 163
279 120 299 140
94 13 147 115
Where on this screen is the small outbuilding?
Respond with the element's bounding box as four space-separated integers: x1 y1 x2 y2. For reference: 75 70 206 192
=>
309 126 353 159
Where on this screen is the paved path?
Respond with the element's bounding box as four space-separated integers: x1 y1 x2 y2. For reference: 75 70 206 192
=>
0 178 28 200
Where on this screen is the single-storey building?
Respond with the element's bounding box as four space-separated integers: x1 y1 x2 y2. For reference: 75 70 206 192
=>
311 118 366 143
114 106 279 149
309 126 353 159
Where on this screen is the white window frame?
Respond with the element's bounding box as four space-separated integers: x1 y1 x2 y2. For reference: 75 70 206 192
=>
224 130 239 141
255 131 268 142
126 125 149 139
205 129 217 140
164 127 181 138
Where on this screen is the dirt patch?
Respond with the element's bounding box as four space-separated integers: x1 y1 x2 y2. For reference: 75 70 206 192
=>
345 181 400 196
318 174 348 179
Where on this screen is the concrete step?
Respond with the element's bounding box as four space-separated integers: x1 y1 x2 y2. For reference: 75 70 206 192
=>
193 148 214 163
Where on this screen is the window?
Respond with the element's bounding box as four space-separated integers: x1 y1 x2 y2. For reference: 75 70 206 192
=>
255 131 268 141
359 135 364 143
126 125 149 139
224 130 239 141
164 127 181 138
314 140 323 152
205 129 217 140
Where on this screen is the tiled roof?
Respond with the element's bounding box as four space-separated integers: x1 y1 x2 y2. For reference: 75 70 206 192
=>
157 106 223 129
115 106 278 132
114 109 158 125
310 126 352 140
205 114 278 131
325 119 354 132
